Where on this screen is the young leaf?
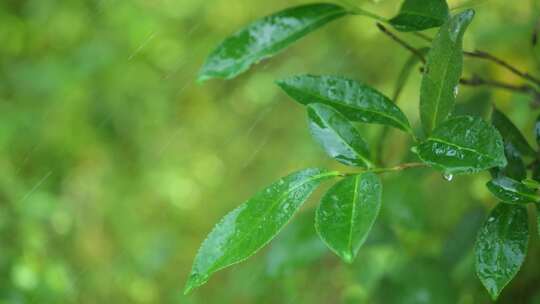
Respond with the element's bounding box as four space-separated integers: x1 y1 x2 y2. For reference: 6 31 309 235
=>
420 10 475 135
184 168 339 294
389 0 450 32
315 173 382 263
198 3 347 82
414 116 506 174
492 108 536 157
277 75 413 133
486 176 540 204
475 204 529 300
307 103 374 168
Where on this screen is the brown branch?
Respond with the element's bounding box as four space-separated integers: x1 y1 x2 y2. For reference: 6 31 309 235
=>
459 74 540 100
376 23 426 64
411 32 540 87
380 24 540 100
464 50 540 87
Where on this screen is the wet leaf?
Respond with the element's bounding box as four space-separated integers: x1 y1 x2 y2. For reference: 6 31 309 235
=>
315 173 382 263
490 143 527 181
492 109 535 157
414 116 506 174
486 176 540 204
389 0 450 32
420 10 475 135
198 3 347 82
307 103 373 168
393 48 429 101
475 204 528 300
277 75 412 133
184 168 339 294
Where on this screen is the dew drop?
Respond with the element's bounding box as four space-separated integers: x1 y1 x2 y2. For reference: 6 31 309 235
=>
443 173 454 181
453 85 459 98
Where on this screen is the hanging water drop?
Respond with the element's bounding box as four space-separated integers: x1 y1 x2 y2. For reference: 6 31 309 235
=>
453 85 460 98
443 173 454 181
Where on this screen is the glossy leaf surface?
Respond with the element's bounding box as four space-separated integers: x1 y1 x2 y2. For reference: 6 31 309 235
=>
198 3 347 82
307 103 373 168
492 109 535 157
420 10 475 135
389 0 449 32
475 204 528 300
315 173 382 263
490 143 527 181
415 116 506 174
486 176 540 204
184 168 338 294
277 75 412 132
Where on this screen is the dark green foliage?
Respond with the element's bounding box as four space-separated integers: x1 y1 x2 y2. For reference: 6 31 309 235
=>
475 204 529 300
389 0 450 32
187 1 540 301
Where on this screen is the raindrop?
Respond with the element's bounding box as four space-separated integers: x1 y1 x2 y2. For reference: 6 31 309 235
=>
443 173 454 181
453 85 460 98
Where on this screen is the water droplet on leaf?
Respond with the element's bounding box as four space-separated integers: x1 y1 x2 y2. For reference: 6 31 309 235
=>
443 173 454 181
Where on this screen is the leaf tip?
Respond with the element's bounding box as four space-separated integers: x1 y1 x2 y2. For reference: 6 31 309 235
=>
196 72 212 84
342 252 355 264
183 272 207 295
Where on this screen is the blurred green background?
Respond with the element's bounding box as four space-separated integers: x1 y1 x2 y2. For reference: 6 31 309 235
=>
2 0 540 303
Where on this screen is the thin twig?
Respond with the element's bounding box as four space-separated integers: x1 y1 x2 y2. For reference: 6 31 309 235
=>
459 74 540 99
464 50 540 87
376 23 426 64
412 32 432 43
379 24 540 99
340 162 427 177
411 32 540 87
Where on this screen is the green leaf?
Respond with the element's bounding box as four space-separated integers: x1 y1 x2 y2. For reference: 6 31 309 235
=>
307 103 374 168
414 116 506 174
522 178 540 189
198 3 347 82
475 204 529 300
486 176 540 204
277 75 412 132
184 168 339 294
490 143 527 181
393 48 429 101
389 0 450 32
315 173 382 263
533 161 540 182
537 204 540 237
492 108 535 157
420 10 475 135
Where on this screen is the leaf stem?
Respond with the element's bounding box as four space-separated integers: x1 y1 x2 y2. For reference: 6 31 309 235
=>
340 162 427 177
376 23 426 64
339 0 387 22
